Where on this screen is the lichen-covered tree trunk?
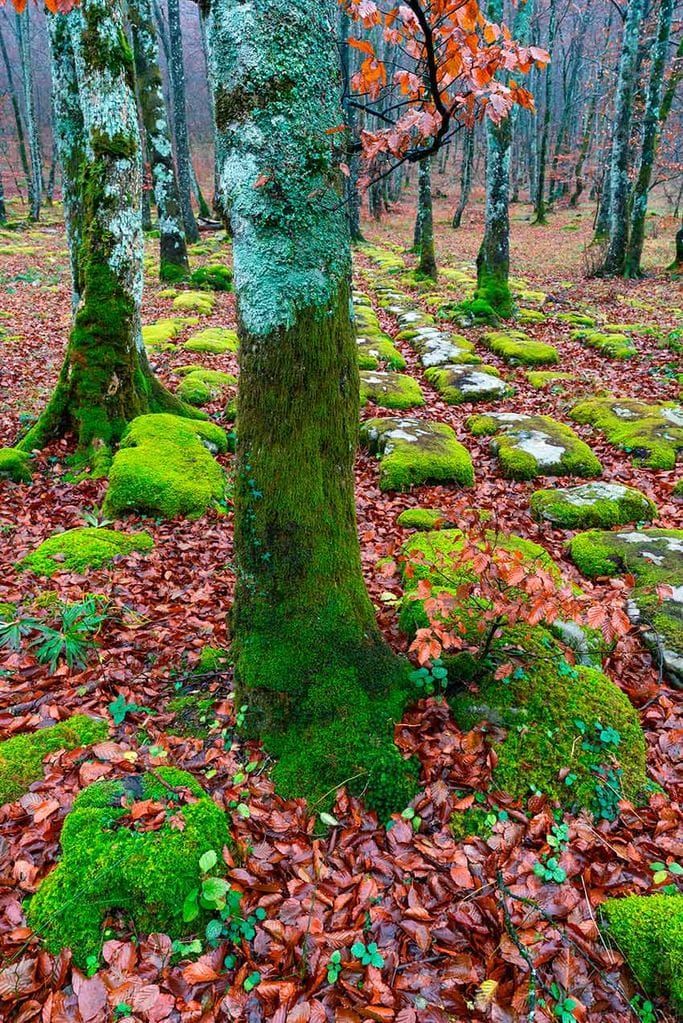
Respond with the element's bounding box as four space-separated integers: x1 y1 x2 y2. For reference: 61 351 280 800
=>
452 123 474 228
532 0 555 224
602 0 645 275
339 9 363 242
18 0 188 464
624 0 674 278
204 0 415 815
0 19 32 211
415 157 436 278
166 0 199 242
16 8 41 221
548 10 588 207
129 0 189 279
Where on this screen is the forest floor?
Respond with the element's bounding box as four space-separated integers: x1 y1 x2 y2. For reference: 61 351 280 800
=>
0 190 681 1023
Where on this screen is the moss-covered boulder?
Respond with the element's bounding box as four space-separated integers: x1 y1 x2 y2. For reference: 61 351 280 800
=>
482 329 559 366
571 329 636 359
172 290 215 315
360 243 405 274
27 768 231 966
425 364 510 404
0 447 32 482
468 412 602 480
176 367 236 406
401 325 479 368
570 397 683 470
530 483 656 530
360 416 474 492
20 527 154 577
567 528 683 687
396 507 452 530
525 371 576 390
104 414 227 520
189 264 233 292
360 370 425 410
516 308 547 325
0 715 108 804
184 327 239 354
356 335 406 371
602 895 683 1014
141 317 187 347
557 312 595 327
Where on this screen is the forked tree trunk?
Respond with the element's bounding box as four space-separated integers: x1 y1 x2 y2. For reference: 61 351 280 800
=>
203 0 414 815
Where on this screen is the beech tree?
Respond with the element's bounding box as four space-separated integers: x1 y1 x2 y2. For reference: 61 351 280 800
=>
16 5 41 220
166 0 199 242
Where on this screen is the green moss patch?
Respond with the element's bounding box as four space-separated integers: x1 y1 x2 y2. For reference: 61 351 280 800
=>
172 290 216 315
557 312 595 327
571 329 636 359
176 368 237 406
396 507 451 530
184 327 239 354
602 895 683 1014
360 243 405 274
26 768 230 966
425 363 510 404
570 397 683 470
189 264 233 292
516 308 547 324
407 325 479 368
20 527 154 577
142 317 186 347
0 715 108 804
360 371 425 410
356 336 406 371
482 330 559 366
526 371 576 390
104 414 227 520
467 412 602 480
0 447 32 482
530 483 656 530
360 416 474 492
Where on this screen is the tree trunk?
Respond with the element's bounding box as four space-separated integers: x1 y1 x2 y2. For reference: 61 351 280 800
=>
674 221 683 271
0 170 6 222
166 0 199 242
532 0 556 224
46 137 58 205
203 0 415 816
0 20 31 208
452 122 474 228
549 10 588 206
624 0 674 277
16 7 41 221
129 0 189 279
416 157 436 278
339 9 363 242
19 0 189 465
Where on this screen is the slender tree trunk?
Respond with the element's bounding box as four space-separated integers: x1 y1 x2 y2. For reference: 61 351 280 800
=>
533 0 556 224
673 221 683 271
549 11 588 206
46 137 57 205
19 0 190 464
0 171 6 223
624 0 674 277
166 0 199 242
129 0 189 279
203 0 414 816
16 8 41 221
415 157 436 278
452 122 474 228
0 19 31 207
602 0 645 274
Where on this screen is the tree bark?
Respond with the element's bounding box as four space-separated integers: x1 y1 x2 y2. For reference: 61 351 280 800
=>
452 122 474 228
16 7 41 221
166 0 199 242
0 19 31 206
532 0 556 224
416 156 436 278
339 9 363 242
203 0 415 816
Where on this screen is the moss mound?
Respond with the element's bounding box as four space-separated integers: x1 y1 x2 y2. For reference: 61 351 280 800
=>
189 264 233 292
176 368 236 406
360 416 474 491
570 397 683 470
20 527 153 576
27 768 230 966
425 364 509 404
396 507 451 531
359 370 425 410
104 414 227 520
526 371 575 390
468 412 602 480
0 715 108 804
184 327 239 354
482 330 558 366
172 290 215 315
0 447 32 482
557 312 595 327
602 894 683 1014
530 483 656 530
356 335 407 371
141 317 187 347
571 329 636 359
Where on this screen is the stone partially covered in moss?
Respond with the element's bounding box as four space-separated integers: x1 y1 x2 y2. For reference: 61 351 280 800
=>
0 447 32 482
557 312 595 327
516 308 547 325
20 527 154 577
172 290 215 315
425 364 510 404
360 371 425 410
481 329 559 366
450 626 649 812
526 371 576 390
189 264 233 292
360 417 474 492
396 507 452 531
184 327 239 354
602 895 683 1014
570 397 683 470
0 715 108 805
530 483 656 530
26 768 230 966
360 243 405 274
468 412 602 480
571 329 636 359
176 368 236 406
567 528 683 687
104 414 227 520
356 335 406 371
403 325 479 368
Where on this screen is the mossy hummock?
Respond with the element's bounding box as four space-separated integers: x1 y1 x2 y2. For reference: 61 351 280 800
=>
526 370 576 390
570 397 683 469
189 263 233 292
360 416 475 492
104 413 227 519
425 363 510 404
142 317 187 347
184 327 239 354
176 367 236 406
0 715 108 804
0 447 32 482
468 411 602 480
20 526 154 576
557 311 595 326
359 370 425 410
482 329 559 366
172 290 215 315
571 328 636 359
530 483 656 529
27 768 231 966
406 325 479 369
396 507 452 531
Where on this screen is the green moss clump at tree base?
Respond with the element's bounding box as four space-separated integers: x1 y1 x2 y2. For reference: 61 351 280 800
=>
0 447 32 482
20 527 154 577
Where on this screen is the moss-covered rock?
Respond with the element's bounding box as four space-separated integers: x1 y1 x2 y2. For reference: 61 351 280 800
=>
0 447 32 482
557 312 595 327
567 528 683 687
360 370 425 410
525 371 576 390
356 335 406 371
468 412 602 480
425 363 510 404
530 483 656 530
0 715 108 804
20 527 154 576
172 290 215 315
516 308 547 324
570 397 683 470
189 264 233 292
602 895 683 1014
141 317 186 347
359 243 405 274
571 329 636 359
402 325 479 368
176 368 236 406
481 329 559 366
360 416 474 492
26 768 231 966
396 507 452 530
104 414 227 519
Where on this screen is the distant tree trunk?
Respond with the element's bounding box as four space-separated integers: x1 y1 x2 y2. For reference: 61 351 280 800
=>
191 163 212 219
602 0 645 274
46 138 57 205
166 0 199 242
16 8 41 221
532 0 556 224
339 10 363 242
570 10 613 209
624 0 674 277
129 0 189 280
20 0 189 463
673 221 683 271
452 122 474 228
0 172 6 223
0 20 31 210
549 10 588 206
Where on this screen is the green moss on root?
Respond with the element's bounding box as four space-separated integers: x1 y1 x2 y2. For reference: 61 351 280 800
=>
0 715 108 804
602 895 683 1014
20 527 154 577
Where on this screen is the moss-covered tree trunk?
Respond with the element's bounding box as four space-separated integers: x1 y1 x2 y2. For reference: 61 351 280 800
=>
129 0 189 280
204 0 415 814
416 157 436 278
18 0 188 464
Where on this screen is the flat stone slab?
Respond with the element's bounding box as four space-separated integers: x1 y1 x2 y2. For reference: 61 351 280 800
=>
400 325 480 368
567 528 683 688
425 364 510 404
530 482 657 529
467 412 602 480
570 397 683 470
360 416 474 492
360 371 425 410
